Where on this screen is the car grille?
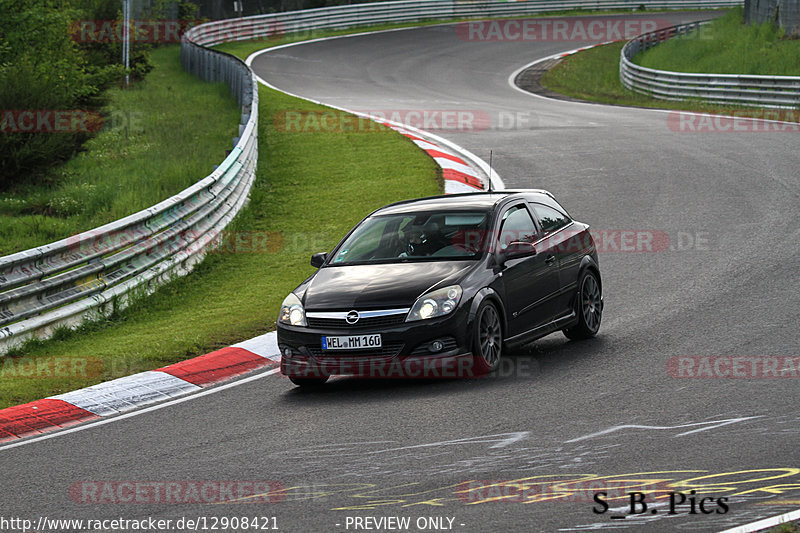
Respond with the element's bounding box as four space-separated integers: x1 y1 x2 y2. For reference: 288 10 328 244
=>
306 342 405 358
307 314 406 329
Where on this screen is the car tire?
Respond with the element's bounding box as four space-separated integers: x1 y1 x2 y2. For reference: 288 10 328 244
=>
472 300 503 374
563 269 603 340
289 376 329 387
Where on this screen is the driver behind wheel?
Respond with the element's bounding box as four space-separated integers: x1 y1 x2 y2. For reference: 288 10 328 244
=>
400 222 444 257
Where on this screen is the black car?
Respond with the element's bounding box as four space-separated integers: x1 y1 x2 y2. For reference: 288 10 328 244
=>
278 190 602 386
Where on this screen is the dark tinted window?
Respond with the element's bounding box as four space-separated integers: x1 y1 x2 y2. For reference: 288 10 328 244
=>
330 211 489 264
499 205 537 250
531 203 570 235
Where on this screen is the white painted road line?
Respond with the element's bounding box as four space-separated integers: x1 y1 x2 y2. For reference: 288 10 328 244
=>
717 508 800 533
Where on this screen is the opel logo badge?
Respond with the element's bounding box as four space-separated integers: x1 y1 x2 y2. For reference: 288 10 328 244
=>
346 310 360 324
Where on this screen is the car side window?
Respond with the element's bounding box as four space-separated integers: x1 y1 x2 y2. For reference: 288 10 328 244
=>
531 203 570 235
499 205 537 250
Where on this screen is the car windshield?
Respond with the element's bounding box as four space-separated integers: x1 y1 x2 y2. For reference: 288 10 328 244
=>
330 210 490 265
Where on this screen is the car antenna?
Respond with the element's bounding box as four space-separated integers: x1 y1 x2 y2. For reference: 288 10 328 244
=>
487 150 494 193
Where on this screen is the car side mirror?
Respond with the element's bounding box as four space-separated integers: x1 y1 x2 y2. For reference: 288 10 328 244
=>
498 241 536 266
310 252 327 268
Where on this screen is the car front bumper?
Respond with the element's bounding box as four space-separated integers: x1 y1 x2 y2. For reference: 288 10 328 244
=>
277 309 483 379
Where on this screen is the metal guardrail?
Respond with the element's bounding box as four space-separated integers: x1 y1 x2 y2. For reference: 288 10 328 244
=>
187 0 742 47
0 0 747 354
620 20 800 107
0 34 258 354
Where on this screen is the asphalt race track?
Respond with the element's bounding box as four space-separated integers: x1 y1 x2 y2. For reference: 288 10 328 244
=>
2 11 799 533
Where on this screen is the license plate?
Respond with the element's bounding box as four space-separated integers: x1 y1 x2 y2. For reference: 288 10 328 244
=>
322 334 382 350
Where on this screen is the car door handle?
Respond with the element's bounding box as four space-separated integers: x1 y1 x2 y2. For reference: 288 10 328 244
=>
545 255 556 265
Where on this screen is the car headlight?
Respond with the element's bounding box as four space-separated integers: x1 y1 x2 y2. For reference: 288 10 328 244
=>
278 293 307 327
406 285 462 322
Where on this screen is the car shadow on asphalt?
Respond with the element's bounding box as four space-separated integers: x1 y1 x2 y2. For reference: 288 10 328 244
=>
276 334 610 404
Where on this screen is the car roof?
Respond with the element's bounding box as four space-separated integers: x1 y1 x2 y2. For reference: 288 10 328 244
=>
374 190 557 216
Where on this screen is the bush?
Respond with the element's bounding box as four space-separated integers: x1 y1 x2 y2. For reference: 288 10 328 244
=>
0 0 202 190
0 0 124 189
0 0 206 190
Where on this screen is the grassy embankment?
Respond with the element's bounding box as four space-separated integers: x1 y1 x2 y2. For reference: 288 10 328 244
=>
541 8 800 118
0 46 241 255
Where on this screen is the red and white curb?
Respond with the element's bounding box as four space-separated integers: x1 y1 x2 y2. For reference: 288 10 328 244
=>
373 122 486 193
0 333 279 443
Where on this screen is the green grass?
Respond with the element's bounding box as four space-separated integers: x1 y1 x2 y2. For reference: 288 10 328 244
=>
540 41 800 120
540 8 800 117
637 8 800 76
0 61 440 409
541 41 654 105
770 522 800 533
0 46 242 256
540 40 739 110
